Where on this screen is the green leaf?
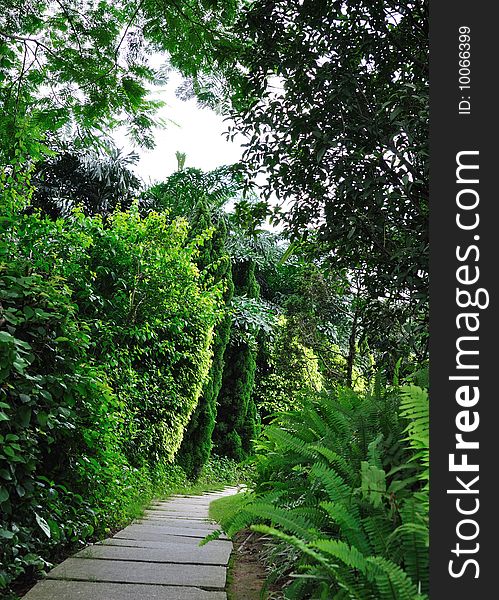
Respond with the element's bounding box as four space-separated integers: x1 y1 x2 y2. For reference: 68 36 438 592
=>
0 529 15 539
0 487 9 503
18 406 32 427
0 469 12 480
35 513 51 538
0 331 14 343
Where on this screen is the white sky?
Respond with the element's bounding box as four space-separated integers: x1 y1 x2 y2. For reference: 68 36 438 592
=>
113 67 282 232
114 71 244 186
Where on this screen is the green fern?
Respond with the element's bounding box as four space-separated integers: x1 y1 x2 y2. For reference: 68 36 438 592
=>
246 502 321 541
309 462 353 505
319 502 372 556
367 556 426 600
206 384 429 599
399 386 429 483
388 498 429 594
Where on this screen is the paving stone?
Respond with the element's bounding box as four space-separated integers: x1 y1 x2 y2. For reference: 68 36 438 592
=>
162 500 210 504
116 524 220 539
23 580 226 600
154 507 210 513
139 510 213 523
47 558 226 589
136 519 218 529
153 506 210 512
22 487 237 599
147 508 207 513
148 511 210 518
76 542 231 565
143 511 212 521
99 537 232 554
112 531 212 544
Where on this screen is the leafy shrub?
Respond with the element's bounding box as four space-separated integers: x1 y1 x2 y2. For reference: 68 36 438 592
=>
177 203 234 479
197 456 251 488
254 316 323 420
213 260 261 460
0 258 106 589
0 192 223 589
209 384 429 599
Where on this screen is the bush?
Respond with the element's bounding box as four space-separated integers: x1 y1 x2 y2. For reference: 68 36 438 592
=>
213 260 260 460
210 383 429 599
0 195 222 589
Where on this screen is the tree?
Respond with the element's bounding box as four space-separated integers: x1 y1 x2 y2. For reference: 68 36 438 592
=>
221 0 429 360
213 258 260 461
30 145 141 217
0 0 242 161
177 202 234 479
144 165 243 217
145 165 247 477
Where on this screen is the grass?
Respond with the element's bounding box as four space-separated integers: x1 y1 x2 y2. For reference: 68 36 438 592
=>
209 493 247 528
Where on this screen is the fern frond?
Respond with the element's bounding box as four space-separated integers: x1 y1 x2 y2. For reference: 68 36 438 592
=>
199 529 223 546
246 502 320 541
320 502 372 556
362 515 392 556
360 460 386 509
250 524 333 571
388 498 429 594
311 539 368 574
366 555 425 600
265 426 317 460
399 386 429 489
309 462 352 504
311 445 354 484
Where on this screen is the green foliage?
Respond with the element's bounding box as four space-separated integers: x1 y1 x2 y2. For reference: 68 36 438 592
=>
209 383 429 599
144 166 243 480
197 456 251 489
213 259 260 461
0 172 222 589
31 146 142 218
256 246 371 388
218 0 429 363
229 295 278 346
254 316 323 420
177 202 234 479
0 0 243 161
144 166 243 217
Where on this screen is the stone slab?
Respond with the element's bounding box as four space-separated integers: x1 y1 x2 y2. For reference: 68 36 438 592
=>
117 525 219 539
23 580 226 600
154 507 210 514
155 501 213 507
99 538 232 553
144 512 211 521
47 558 226 589
76 542 231 565
112 531 218 545
153 506 210 512
147 507 211 514
148 508 209 520
137 519 217 530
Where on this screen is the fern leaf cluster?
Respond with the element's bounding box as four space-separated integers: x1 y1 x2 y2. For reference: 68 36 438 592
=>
209 382 429 599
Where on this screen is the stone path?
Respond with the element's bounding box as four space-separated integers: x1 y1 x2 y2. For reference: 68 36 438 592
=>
23 488 238 600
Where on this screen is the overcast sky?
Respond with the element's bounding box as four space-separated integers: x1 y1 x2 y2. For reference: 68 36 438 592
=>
114 71 244 186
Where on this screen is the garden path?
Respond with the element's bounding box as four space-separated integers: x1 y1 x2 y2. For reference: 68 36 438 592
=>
22 488 238 600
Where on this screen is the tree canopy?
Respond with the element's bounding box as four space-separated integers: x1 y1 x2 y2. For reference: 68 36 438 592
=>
220 0 428 359
0 0 241 160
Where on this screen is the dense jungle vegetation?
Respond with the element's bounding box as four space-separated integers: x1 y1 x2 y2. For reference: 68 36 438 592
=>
0 1 428 598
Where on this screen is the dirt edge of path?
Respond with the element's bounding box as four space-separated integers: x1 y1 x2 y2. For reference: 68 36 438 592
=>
227 530 284 600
